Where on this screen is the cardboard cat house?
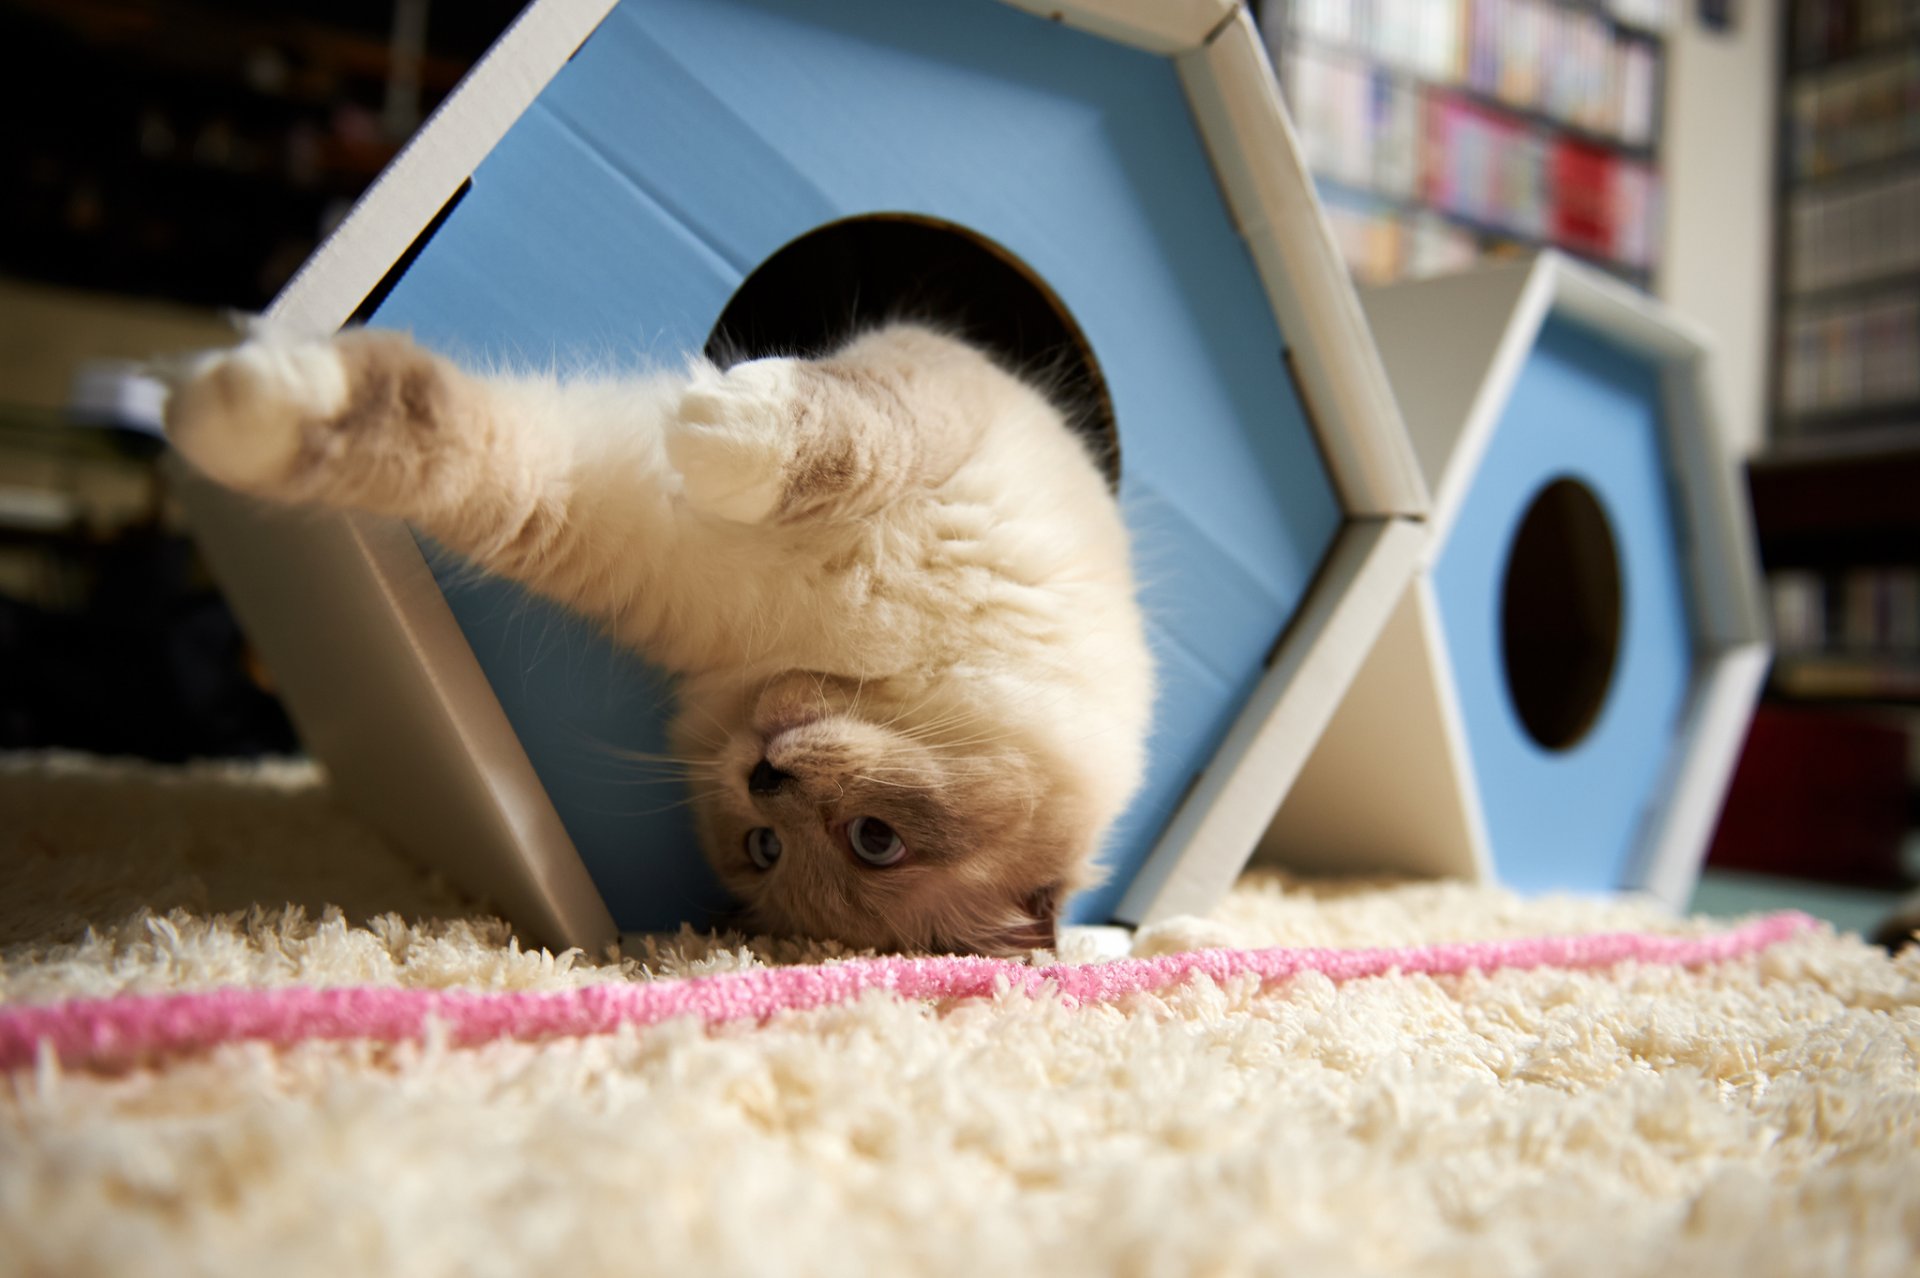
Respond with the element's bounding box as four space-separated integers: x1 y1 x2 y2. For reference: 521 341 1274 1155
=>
1261 253 1770 908
174 0 1433 951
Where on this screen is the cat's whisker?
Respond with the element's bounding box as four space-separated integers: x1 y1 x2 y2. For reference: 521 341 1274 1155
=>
851 773 938 791
675 699 733 750
873 685 950 733
847 667 876 721
599 751 724 772
602 756 718 775
624 788 730 817
600 758 727 782
891 704 1007 741
918 725 1027 753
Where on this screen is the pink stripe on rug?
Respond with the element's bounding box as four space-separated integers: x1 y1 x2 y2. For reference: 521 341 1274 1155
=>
0 912 1816 1072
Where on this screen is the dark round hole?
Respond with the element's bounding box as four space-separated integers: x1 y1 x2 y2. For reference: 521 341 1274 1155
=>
704 214 1118 488
1499 477 1624 752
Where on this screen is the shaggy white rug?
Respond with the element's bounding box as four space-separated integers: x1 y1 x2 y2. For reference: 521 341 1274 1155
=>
2 754 1917 1278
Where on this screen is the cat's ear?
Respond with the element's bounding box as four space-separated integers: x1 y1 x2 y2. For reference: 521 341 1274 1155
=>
985 882 1066 956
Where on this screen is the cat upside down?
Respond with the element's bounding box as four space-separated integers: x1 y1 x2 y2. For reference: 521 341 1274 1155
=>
163 322 1154 955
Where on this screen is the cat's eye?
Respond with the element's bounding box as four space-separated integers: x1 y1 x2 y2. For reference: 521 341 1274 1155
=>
847 816 907 867
744 827 782 871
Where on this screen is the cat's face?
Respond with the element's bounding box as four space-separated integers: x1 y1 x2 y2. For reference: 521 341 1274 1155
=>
678 671 1093 955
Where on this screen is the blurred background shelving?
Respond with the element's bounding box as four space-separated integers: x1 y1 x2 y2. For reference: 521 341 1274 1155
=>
1703 0 1920 914
1751 1 1920 730
1252 0 1675 287
0 0 517 757
1775 3 1920 445
1 0 518 311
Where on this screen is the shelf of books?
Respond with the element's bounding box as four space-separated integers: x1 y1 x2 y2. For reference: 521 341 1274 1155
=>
1750 439 1920 706
1769 569 1920 703
1758 318 1920 706
1 0 518 311
1255 0 1672 286
1775 0 1920 447
1762 1 1920 713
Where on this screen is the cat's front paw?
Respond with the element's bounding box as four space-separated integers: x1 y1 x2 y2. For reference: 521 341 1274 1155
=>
162 339 350 493
668 359 800 524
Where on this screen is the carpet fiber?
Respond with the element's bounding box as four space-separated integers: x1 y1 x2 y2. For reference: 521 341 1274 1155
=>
3 755 1918 1277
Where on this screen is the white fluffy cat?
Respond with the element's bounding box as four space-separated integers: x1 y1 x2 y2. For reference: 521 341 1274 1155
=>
163 322 1154 954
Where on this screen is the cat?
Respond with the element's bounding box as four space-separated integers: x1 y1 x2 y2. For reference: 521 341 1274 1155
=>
162 321 1155 955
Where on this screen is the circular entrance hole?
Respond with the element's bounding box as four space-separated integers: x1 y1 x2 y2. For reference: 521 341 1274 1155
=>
1499 477 1624 752
705 214 1119 487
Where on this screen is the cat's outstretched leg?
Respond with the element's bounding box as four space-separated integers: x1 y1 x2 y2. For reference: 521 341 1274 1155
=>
164 328 692 628
166 329 554 514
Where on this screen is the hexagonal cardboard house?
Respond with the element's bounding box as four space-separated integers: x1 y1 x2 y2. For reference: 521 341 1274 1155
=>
174 0 1431 950
1260 253 1770 908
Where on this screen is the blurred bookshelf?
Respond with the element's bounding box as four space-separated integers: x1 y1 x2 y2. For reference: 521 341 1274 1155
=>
0 0 521 762
1759 0 1920 713
1253 0 1673 287
1707 0 1920 918
1750 440 1920 706
1774 0 1920 445
0 0 520 312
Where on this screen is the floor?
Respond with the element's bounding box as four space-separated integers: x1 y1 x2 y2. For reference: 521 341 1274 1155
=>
1689 867 1910 938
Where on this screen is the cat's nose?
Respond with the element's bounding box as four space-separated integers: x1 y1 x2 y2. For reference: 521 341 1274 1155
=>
748 759 795 795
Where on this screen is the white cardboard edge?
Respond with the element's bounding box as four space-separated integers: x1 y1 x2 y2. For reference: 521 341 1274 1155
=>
269 0 619 334
1663 360 1772 649
171 465 621 952
1409 575 1498 882
1175 10 1429 519
996 0 1234 53
1628 643 1772 909
1549 255 1714 366
1254 573 1493 885
1425 258 1560 551
1115 516 1427 925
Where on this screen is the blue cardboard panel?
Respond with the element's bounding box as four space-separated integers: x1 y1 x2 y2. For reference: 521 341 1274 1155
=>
1431 317 1696 894
373 0 1341 930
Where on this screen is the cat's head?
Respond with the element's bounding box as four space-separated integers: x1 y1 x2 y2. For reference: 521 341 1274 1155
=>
678 670 1111 955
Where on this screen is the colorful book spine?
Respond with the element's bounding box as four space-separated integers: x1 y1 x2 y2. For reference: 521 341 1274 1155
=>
1265 0 1663 283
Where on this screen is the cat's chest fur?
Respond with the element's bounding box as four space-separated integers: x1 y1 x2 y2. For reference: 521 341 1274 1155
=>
679 485 1095 681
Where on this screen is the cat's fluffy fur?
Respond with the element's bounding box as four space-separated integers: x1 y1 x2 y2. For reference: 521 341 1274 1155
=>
163 323 1153 955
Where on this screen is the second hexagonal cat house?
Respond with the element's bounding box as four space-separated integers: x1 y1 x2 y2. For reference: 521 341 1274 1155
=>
1261 253 1769 908
174 0 1429 949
